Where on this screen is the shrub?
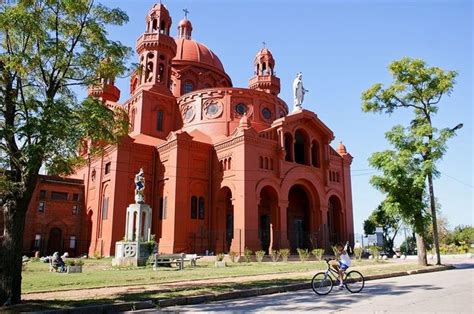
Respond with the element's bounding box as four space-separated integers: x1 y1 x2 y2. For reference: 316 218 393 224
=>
92 251 102 259
243 247 253 263
255 250 265 263
296 248 310 262
65 259 84 266
270 250 281 262
312 248 324 261
279 248 290 262
229 251 238 263
216 253 225 262
353 247 363 260
331 245 340 259
369 245 381 261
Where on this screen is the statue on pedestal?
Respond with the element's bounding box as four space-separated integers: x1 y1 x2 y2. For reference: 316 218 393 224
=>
293 72 309 112
134 168 145 203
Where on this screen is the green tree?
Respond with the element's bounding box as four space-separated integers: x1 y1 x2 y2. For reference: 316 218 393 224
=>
363 203 401 255
400 235 416 255
362 57 462 265
0 0 131 305
451 225 474 246
368 125 431 265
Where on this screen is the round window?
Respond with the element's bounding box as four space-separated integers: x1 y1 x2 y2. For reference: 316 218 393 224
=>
184 107 194 122
235 103 247 115
207 102 219 116
262 107 272 120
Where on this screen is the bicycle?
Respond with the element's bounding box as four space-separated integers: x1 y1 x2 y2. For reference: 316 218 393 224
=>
311 258 365 295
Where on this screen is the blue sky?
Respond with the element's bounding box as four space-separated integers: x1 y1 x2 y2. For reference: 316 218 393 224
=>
96 0 472 239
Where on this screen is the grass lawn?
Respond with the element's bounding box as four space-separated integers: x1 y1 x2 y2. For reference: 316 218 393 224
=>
24 257 408 293
14 258 448 311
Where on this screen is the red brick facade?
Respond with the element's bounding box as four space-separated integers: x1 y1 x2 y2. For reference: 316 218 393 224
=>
21 176 85 256
8 3 355 257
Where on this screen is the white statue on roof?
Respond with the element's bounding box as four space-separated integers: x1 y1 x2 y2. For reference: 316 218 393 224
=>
293 72 309 112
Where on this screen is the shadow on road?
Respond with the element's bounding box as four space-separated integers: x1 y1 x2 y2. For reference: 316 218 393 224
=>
160 281 443 313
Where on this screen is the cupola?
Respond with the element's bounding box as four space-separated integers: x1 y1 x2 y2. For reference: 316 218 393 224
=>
248 45 281 95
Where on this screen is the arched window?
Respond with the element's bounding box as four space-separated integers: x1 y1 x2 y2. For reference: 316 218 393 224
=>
284 133 293 162
152 19 158 32
184 81 194 94
158 64 164 82
227 158 231 170
224 159 228 171
264 157 268 169
191 196 197 219
260 156 263 168
160 20 165 34
130 108 136 132
294 129 309 165
157 110 164 131
270 158 274 170
311 140 320 167
198 197 205 220
101 186 109 220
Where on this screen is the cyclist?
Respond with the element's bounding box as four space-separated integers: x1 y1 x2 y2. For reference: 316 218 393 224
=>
330 242 351 289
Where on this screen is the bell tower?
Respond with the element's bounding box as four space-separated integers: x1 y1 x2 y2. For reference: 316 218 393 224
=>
135 3 177 94
248 46 281 96
128 3 179 139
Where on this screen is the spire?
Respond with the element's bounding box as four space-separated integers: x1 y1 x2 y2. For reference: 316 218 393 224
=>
177 9 193 39
248 46 280 95
337 141 348 155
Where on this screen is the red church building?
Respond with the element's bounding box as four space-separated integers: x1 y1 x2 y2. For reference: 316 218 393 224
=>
15 3 354 257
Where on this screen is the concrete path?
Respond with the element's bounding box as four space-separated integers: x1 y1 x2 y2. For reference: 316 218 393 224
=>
157 259 473 313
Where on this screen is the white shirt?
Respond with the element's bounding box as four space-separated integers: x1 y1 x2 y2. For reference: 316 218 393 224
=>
340 251 351 267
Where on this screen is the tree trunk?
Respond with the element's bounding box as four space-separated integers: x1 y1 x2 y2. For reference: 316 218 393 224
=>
0 173 38 306
415 232 427 266
427 172 441 265
0 200 28 306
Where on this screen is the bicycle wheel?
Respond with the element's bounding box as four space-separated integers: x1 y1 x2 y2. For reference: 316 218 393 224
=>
311 272 333 295
344 270 365 293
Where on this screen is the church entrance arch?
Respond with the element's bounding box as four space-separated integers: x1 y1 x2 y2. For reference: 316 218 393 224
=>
216 187 233 253
287 185 310 252
258 186 278 253
47 227 63 255
328 195 344 244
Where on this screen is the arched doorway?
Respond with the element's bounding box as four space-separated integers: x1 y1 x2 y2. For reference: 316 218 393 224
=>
258 186 278 253
287 185 310 252
328 195 344 244
47 227 63 255
216 187 233 253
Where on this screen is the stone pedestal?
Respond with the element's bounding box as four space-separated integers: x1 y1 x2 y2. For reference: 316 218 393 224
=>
125 203 152 242
113 203 153 266
112 241 150 266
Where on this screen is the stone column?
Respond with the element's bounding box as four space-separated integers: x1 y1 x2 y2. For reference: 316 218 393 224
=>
278 199 290 249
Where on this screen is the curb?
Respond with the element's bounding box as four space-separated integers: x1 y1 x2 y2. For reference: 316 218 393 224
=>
22 265 456 313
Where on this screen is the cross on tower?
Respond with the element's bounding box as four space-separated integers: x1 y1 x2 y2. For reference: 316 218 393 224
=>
262 41 266 48
183 8 189 18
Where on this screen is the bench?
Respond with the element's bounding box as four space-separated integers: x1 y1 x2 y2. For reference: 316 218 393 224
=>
153 253 185 270
184 254 202 267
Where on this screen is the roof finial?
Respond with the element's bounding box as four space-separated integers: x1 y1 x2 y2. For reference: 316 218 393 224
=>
183 8 189 18
262 41 266 49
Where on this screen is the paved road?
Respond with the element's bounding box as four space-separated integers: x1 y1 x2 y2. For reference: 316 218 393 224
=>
157 260 473 313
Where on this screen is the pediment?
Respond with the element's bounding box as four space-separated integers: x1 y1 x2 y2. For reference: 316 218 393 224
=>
276 109 334 141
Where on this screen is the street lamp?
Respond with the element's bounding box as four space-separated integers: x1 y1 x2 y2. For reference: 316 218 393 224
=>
450 123 463 132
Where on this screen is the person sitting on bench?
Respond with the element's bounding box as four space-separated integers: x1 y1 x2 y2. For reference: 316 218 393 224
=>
51 252 66 272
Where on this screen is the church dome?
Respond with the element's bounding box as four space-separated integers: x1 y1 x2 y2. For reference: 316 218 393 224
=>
174 37 226 74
